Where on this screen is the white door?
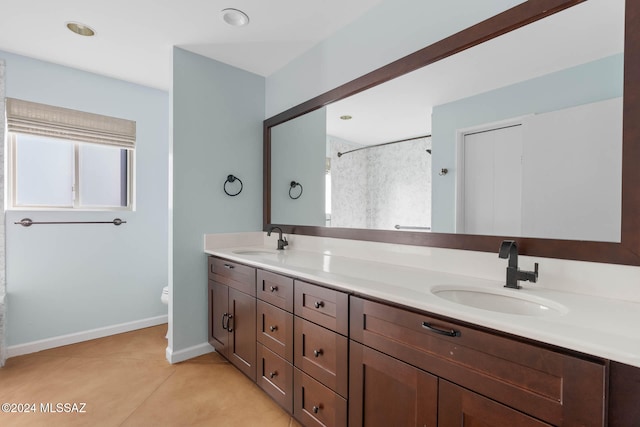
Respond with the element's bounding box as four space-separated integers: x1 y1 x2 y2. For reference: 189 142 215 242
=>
461 124 523 236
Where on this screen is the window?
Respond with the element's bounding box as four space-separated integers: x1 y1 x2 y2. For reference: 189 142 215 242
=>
5 98 135 210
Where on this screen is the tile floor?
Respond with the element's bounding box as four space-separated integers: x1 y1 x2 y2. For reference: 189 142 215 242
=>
0 325 302 427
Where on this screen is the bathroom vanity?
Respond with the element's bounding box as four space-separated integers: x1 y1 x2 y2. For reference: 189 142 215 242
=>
203 0 640 424
205 248 640 426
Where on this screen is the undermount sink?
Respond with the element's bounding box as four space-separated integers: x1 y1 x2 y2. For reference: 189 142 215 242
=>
431 286 567 317
232 249 279 256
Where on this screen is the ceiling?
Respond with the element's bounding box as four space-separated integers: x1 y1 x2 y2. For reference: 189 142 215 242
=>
0 0 384 91
326 0 624 145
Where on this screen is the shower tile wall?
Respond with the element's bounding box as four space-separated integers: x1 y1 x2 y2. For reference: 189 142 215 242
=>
329 136 432 230
330 138 368 228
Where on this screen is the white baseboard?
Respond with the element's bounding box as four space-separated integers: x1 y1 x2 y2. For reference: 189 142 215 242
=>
7 315 169 358
165 342 214 364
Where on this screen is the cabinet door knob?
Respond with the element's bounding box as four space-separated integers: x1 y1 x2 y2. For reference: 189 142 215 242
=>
313 349 323 357
269 371 277 379
269 325 278 332
314 301 324 309
223 263 235 269
270 286 278 292
312 405 320 414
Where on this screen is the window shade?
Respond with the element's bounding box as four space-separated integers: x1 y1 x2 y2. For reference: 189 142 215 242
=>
5 98 136 148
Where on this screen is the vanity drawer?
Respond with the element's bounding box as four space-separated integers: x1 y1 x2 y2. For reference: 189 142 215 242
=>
293 368 347 427
350 296 606 427
257 343 293 413
257 300 293 362
208 257 256 296
294 317 348 397
257 270 294 312
294 280 349 335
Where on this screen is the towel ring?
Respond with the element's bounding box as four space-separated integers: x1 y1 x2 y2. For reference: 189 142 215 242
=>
289 181 303 199
224 175 243 196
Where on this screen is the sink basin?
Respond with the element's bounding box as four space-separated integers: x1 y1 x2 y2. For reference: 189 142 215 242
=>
232 249 279 256
431 286 567 317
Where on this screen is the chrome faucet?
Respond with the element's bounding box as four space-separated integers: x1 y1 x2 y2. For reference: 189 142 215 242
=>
498 240 538 289
267 226 288 250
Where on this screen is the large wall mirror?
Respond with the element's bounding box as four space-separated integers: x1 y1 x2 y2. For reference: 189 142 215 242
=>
264 0 640 266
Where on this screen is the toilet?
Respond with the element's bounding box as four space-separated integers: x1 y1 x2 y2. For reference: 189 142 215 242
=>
161 286 169 338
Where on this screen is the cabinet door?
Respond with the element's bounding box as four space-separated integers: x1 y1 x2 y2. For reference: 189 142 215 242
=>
295 317 348 397
257 343 293 413
349 341 437 427
438 380 552 427
229 287 257 381
257 300 293 362
294 280 349 335
208 280 229 357
257 269 294 312
294 368 347 427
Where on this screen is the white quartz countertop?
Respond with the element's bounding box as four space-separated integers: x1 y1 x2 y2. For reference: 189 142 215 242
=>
205 245 640 368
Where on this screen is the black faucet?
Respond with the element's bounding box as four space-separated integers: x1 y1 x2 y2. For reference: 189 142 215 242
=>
267 226 288 250
498 240 538 289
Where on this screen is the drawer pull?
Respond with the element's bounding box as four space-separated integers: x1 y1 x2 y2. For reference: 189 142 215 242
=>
312 405 320 414
227 314 233 333
270 285 278 292
314 301 325 309
269 371 278 379
223 263 235 269
422 321 461 337
222 313 229 330
313 349 323 357
269 325 278 332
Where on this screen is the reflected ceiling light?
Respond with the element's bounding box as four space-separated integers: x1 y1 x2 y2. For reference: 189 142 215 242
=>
221 8 250 27
340 115 353 120
66 22 95 37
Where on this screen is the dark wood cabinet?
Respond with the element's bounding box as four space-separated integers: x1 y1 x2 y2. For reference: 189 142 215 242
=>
207 257 257 381
293 280 350 425
255 269 296 413
206 257 639 426
349 341 437 427
350 296 607 427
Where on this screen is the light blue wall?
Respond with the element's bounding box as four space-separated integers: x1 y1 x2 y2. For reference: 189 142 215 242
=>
171 48 264 353
266 0 525 117
271 108 326 226
1 50 169 346
430 54 624 232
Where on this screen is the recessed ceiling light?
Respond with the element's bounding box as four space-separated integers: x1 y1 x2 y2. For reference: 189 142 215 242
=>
66 22 95 37
221 8 250 27
340 115 353 120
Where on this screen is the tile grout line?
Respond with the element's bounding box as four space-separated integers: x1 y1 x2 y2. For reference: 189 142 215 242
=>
117 367 179 427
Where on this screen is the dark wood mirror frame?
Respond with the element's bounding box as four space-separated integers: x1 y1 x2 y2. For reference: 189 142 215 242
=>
264 0 640 266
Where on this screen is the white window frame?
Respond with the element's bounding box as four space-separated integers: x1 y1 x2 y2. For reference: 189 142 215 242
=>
7 133 135 211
